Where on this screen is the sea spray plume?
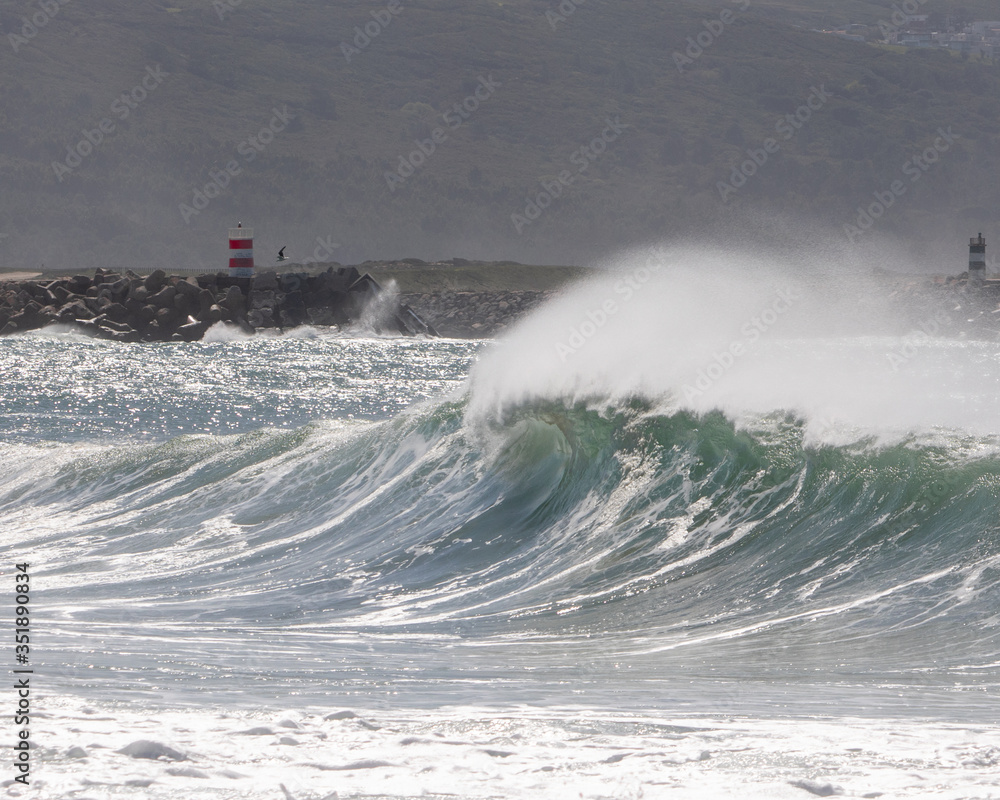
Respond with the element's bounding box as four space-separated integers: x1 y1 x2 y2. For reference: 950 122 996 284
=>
465 244 888 414
356 278 400 335
202 321 255 342
464 244 1000 441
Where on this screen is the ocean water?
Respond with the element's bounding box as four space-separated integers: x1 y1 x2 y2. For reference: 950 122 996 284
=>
3 249 1000 799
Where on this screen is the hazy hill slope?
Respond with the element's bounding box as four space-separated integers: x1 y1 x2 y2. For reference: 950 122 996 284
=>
0 0 998 271
751 0 1000 27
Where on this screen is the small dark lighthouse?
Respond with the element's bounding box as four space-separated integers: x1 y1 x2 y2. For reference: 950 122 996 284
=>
969 233 987 282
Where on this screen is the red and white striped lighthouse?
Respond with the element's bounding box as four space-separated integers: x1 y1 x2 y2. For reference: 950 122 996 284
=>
228 222 254 277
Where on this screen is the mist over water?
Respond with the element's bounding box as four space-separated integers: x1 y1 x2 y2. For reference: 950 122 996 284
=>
469 245 1000 442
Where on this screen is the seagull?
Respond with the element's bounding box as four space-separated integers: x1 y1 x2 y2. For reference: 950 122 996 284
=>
277 246 288 261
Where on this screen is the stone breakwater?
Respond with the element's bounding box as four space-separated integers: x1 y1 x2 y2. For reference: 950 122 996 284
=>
900 275 1000 339
0 267 433 342
399 289 555 338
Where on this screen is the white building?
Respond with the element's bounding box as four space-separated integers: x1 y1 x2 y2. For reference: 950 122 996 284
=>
968 21 1000 35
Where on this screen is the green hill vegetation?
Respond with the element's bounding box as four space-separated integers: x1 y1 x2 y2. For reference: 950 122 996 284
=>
0 0 998 272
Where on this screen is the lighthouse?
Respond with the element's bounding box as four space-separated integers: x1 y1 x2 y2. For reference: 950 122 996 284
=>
228 222 254 277
969 233 986 283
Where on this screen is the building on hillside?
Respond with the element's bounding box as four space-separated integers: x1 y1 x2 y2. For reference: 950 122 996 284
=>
940 32 996 58
823 29 866 42
898 31 935 47
968 21 1000 36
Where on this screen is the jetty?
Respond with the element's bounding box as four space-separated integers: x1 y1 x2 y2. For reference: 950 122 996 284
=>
0 267 435 342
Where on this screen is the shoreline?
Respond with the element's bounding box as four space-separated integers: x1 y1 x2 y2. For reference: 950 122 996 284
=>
0 271 41 281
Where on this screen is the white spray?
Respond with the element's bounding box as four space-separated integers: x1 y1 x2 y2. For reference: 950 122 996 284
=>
466 244 1000 443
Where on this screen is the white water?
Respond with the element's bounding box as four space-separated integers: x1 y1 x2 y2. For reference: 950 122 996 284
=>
36 695 1000 800
468 246 1000 442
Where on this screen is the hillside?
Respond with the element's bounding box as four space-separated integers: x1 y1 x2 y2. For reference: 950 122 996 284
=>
750 0 1000 28
0 0 998 272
